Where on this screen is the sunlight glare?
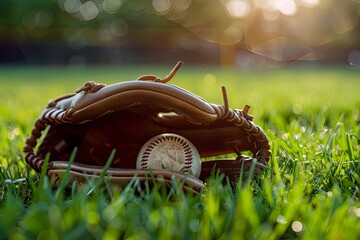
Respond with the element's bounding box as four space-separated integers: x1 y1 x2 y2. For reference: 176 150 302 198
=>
273 0 297 16
302 0 320 7
225 0 251 18
254 0 300 16
253 0 270 8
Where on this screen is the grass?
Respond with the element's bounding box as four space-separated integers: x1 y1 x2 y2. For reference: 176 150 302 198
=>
0 64 359 239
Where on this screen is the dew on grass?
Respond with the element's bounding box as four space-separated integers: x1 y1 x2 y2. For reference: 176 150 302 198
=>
8 127 20 140
300 126 306 133
352 207 360 217
276 215 287 224
282 133 290 140
291 220 303 232
4 178 27 184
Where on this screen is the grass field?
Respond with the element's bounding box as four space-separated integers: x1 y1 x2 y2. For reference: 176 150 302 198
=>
0 64 359 239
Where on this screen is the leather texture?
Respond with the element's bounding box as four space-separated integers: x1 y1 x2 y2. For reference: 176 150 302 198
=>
24 62 270 193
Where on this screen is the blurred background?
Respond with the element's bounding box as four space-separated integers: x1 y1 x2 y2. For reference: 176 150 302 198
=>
0 0 359 68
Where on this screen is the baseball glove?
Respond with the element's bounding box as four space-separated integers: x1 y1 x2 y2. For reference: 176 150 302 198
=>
24 61 270 193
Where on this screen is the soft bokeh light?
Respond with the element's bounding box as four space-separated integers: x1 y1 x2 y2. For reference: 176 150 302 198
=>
225 0 251 18
204 74 216 85
172 0 192 11
111 19 128 37
152 0 171 14
252 0 320 15
0 0 358 66
155 0 359 63
253 0 298 16
79 1 99 21
102 0 123 13
62 0 81 13
276 0 297 16
302 0 319 7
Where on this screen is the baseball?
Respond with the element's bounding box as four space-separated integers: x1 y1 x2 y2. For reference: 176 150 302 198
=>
136 133 201 177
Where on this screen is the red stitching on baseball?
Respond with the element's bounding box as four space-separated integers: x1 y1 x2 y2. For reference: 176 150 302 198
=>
141 143 156 168
182 141 193 172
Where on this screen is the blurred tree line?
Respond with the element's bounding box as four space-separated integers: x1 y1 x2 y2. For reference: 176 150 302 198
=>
0 0 359 66
0 0 170 42
0 0 192 64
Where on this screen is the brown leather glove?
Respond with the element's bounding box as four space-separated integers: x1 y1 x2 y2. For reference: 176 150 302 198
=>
24 61 270 193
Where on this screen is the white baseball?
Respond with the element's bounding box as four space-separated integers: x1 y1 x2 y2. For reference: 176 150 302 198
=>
136 133 201 177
